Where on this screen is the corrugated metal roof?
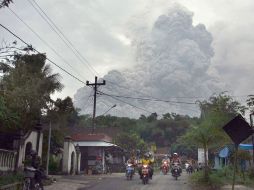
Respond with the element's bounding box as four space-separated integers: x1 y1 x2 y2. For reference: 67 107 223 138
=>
74 141 118 147
71 133 112 142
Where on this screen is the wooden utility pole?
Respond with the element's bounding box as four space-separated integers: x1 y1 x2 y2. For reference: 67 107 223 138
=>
46 121 51 175
86 76 106 133
250 114 254 165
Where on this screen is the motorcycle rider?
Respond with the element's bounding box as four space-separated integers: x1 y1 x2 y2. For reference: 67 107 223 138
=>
139 153 154 179
170 153 182 174
24 150 44 189
161 154 170 172
170 153 181 164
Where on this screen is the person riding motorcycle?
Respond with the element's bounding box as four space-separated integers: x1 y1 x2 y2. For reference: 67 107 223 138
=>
161 154 170 165
161 154 170 172
170 153 182 174
171 153 181 164
24 150 45 189
139 153 154 179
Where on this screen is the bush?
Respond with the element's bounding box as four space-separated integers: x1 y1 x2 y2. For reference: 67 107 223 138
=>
248 167 254 179
48 156 58 174
0 171 23 186
190 171 223 189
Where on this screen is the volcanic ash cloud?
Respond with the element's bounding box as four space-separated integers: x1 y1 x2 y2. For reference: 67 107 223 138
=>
74 5 225 118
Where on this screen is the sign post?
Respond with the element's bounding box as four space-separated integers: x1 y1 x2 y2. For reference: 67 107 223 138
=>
223 115 253 190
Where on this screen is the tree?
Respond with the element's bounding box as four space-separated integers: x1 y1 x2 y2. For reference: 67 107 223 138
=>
0 96 19 128
247 95 254 114
0 53 63 130
114 132 148 155
179 93 246 180
49 96 79 128
0 0 13 8
199 93 246 122
180 117 223 180
147 112 158 122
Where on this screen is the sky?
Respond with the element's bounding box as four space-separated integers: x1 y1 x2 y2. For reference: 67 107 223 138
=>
1 0 254 118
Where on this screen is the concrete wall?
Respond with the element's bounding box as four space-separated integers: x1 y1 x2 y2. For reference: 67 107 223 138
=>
62 137 80 174
17 130 43 169
0 128 44 171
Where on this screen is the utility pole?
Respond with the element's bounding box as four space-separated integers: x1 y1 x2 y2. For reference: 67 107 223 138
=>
250 114 254 165
86 76 106 133
46 121 51 176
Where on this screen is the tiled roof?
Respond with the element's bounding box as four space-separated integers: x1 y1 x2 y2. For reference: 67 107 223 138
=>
71 133 112 142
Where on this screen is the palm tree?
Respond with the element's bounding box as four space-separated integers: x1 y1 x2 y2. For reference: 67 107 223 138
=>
1 53 63 130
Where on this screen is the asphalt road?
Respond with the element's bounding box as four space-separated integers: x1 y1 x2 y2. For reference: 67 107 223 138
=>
80 172 190 190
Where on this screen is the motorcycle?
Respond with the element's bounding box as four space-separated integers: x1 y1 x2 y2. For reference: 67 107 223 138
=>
126 163 134 180
186 165 193 174
23 166 45 190
161 161 169 175
141 164 149 185
171 163 181 180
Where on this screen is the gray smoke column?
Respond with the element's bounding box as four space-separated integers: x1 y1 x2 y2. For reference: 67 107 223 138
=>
74 4 225 118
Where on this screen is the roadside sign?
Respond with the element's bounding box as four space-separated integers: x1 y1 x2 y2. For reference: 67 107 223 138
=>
223 115 253 145
198 148 208 164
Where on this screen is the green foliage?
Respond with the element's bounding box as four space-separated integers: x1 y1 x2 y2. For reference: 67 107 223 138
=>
0 53 63 130
48 156 59 174
190 171 223 189
0 96 19 128
0 0 13 8
114 132 148 154
0 171 23 186
248 167 254 179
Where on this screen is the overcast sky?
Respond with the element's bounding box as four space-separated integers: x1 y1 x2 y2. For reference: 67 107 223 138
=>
1 0 254 117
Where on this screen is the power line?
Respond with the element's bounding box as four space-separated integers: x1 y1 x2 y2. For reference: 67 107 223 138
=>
98 90 197 105
8 7 88 82
0 23 86 85
27 0 99 77
105 93 153 114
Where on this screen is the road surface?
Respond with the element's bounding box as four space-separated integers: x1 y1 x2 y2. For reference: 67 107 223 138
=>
80 172 189 190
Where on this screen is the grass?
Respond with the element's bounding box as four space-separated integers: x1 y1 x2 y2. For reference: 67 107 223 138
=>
189 167 254 190
190 171 222 190
0 171 23 186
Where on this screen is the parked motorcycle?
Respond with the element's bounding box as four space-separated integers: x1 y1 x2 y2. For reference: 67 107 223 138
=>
23 166 45 190
161 161 169 175
126 163 134 180
171 163 181 180
141 164 149 185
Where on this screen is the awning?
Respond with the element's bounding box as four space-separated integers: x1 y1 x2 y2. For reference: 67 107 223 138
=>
239 144 254 150
219 147 230 158
74 141 118 147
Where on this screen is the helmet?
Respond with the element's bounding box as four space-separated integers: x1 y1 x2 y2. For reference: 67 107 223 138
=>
144 153 149 159
173 153 178 157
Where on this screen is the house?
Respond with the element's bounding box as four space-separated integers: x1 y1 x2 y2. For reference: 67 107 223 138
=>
213 144 253 170
213 146 231 169
71 133 124 174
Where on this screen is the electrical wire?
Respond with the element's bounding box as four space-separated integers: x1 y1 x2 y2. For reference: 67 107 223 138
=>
8 7 88 82
98 90 197 105
27 0 99 77
0 23 86 85
105 94 153 114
